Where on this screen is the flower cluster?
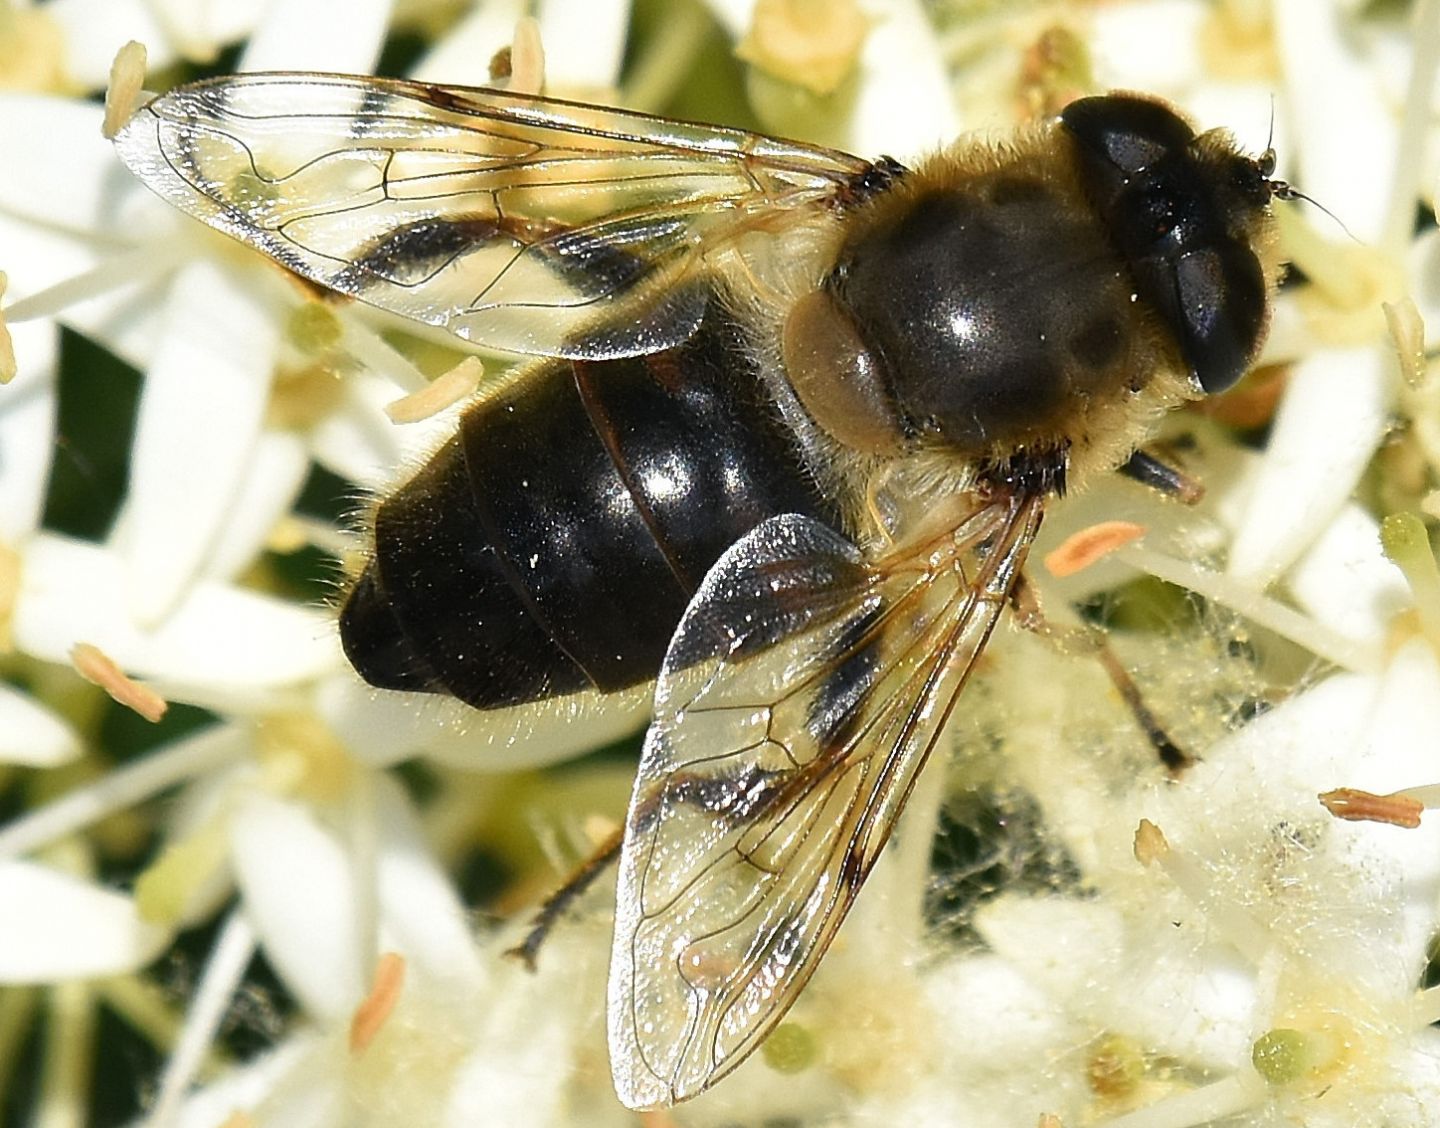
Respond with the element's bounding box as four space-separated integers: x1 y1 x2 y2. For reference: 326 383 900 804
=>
0 0 1436 1125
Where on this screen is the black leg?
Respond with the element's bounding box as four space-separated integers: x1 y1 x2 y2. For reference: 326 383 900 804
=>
1010 573 1193 776
506 825 625 970
1119 449 1204 505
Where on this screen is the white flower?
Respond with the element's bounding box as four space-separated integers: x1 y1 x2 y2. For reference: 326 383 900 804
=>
0 0 1434 1124
0 2 645 1121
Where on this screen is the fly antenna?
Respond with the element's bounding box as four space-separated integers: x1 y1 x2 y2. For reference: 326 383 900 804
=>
1270 179 1360 244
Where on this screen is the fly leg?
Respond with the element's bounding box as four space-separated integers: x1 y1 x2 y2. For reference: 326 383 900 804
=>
507 825 624 970
1118 448 1204 505
1010 573 1192 775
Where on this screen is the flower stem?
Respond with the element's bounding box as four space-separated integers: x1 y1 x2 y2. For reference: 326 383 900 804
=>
148 910 256 1128
3 243 185 324
620 1 712 113
1382 0 1440 258
0 984 39 1103
1098 1070 1265 1127
1115 544 1382 673
37 980 95 1128
0 726 244 859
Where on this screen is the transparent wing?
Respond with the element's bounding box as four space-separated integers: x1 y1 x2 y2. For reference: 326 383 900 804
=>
113 72 870 359
607 495 1045 1108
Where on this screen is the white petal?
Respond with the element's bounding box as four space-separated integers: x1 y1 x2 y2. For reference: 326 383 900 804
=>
698 0 749 38
0 861 168 981
1184 82 1289 170
61 276 172 373
1360 642 1440 791
847 0 960 157
162 1032 335 1128
239 0 393 74
374 778 487 989
313 675 457 768
14 533 339 690
538 0 632 90
44 0 186 86
0 319 57 541
1275 0 1397 242
0 210 105 304
976 893 1253 1068
228 791 364 1020
0 94 128 233
1163 669 1380 824
420 684 650 772
203 429 310 583
1227 346 1389 585
1287 503 1411 650
409 0 526 85
307 369 415 491
1346 641 1440 972
1409 228 1440 337
444 967 578 1128
123 259 279 625
0 684 81 767
147 0 270 59
1090 0 1206 97
924 954 1079 1066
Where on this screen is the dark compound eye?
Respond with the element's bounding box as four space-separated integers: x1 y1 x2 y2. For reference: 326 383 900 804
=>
1175 242 1268 394
1060 94 1195 178
1061 95 1273 397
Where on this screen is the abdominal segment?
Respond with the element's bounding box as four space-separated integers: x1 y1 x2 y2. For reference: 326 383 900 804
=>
339 293 842 709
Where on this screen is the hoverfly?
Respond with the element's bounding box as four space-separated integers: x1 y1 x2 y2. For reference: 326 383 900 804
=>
115 72 1289 1108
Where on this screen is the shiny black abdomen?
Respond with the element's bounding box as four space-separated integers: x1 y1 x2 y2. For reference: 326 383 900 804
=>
339 291 840 710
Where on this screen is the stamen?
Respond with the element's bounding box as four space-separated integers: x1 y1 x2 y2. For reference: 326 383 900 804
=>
384 357 483 424
70 642 167 723
507 17 546 96
1383 297 1427 390
0 272 14 384
94 974 189 1060
41 978 97 1128
102 41 147 140
1134 821 1274 966
1043 521 1146 578
1379 512 1440 655
267 514 357 560
1319 787 1424 829
349 951 406 1054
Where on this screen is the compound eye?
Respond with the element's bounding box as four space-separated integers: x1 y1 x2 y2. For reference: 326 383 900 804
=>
1175 242 1267 394
1061 94 1195 177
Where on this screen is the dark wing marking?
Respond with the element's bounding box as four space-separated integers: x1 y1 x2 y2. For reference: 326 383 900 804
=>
607 496 1045 1108
113 73 870 359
